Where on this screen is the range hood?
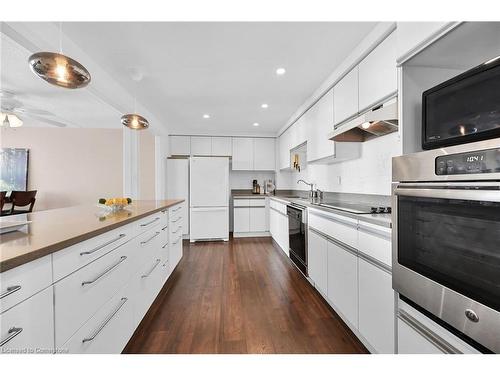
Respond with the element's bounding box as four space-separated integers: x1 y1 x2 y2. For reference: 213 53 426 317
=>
329 98 398 142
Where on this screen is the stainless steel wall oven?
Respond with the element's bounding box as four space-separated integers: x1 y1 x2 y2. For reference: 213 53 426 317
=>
392 138 500 353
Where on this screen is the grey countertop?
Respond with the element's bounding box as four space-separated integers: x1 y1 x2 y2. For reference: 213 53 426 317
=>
268 195 392 229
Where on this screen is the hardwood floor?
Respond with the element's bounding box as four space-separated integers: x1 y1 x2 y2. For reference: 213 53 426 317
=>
123 237 368 354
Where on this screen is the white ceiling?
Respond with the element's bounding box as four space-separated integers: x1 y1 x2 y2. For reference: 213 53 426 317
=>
2 22 377 135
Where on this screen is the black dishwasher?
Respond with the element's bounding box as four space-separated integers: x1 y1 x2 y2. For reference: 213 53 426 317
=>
287 204 307 275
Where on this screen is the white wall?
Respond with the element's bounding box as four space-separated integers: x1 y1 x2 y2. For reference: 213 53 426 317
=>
229 170 275 190
276 132 400 196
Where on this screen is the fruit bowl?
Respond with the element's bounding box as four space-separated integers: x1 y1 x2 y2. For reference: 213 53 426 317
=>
97 197 132 213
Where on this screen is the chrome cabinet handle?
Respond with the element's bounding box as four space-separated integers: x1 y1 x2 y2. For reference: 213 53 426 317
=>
162 242 169 249
141 259 161 278
81 256 127 286
140 217 160 227
140 231 160 245
161 225 168 231
0 327 23 347
172 226 182 234
82 298 127 343
171 217 182 223
80 234 126 256
0 285 21 300
172 206 181 212
172 237 181 245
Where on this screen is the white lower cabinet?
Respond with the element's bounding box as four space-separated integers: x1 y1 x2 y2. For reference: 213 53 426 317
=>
233 198 268 237
234 206 250 233
327 240 358 328
0 287 54 354
307 229 328 296
61 285 134 354
358 258 395 353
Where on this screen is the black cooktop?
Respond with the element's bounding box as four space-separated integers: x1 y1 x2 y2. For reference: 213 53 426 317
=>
317 202 391 214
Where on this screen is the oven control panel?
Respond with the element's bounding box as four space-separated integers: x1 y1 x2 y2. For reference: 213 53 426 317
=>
436 147 500 175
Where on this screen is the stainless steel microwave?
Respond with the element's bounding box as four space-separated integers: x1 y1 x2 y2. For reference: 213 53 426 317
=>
422 56 500 150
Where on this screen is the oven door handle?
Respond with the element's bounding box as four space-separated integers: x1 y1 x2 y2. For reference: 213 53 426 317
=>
394 187 500 202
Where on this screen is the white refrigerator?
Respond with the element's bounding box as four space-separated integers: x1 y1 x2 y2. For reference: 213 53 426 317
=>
190 157 229 242
167 158 189 236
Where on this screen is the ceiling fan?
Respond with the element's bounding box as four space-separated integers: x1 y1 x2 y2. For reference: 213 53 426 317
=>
0 89 68 128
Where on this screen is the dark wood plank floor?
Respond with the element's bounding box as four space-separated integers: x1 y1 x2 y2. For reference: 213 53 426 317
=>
123 237 368 354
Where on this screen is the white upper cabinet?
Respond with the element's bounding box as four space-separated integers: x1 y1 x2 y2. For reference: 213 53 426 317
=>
232 137 254 170
169 135 191 156
333 67 359 126
358 31 397 111
253 138 275 171
279 130 291 170
307 88 335 162
190 136 212 156
396 22 453 63
211 137 232 156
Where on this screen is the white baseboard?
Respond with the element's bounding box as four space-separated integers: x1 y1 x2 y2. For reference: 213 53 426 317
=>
233 231 271 238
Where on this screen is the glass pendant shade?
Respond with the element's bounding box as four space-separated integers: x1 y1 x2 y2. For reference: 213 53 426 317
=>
121 113 149 130
28 52 91 89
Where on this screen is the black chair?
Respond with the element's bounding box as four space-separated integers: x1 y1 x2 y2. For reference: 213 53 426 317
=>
7 190 37 215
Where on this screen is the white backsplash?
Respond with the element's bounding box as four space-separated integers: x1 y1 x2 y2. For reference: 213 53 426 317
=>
277 132 401 196
230 170 276 190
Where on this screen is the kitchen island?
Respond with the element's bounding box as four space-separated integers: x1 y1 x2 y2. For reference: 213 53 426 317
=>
0 200 185 354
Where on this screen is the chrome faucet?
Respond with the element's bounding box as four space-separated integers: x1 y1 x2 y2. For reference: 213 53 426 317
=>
297 179 314 198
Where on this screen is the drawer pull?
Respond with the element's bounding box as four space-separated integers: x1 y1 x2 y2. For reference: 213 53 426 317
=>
81 256 127 286
82 298 128 343
161 225 168 231
140 231 160 245
162 242 169 249
173 206 181 212
141 259 161 278
171 217 182 223
0 285 21 300
172 226 182 234
80 234 126 256
140 217 160 227
172 237 182 245
0 327 23 347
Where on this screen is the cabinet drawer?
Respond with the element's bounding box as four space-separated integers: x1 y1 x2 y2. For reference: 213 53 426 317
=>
131 251 166 326
61 286 134 354
169 203 183 221
249 198 266 207
169 216 183 238
133 212 163 236
1 256 52 314
357 222 392 267
309 209 358 249
233 199 250 207
170 234 183 272
52 224 133 282
54 237 140 346
269 199 287 215
0 287 54 354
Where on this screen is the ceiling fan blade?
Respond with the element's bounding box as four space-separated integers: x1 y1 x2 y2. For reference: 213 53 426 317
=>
21 113 68 128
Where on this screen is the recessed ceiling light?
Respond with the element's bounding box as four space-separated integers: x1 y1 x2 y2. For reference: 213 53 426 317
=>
203 114 210 119
276 67 286 76
261 103 268 109
253 122 259 127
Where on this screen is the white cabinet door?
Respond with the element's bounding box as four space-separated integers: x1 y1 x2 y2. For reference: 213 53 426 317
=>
249 207 266 232
327 240 358 328
233 207 250 233
232 137 254 170
169 135 191 156
358 31 397 111
211 137 232 156
190 136 212 156
333 67 359 125
190 207 229 241
270 208 278 238
396 22 453 63
307 229 328 296
278 130 291 170
253 138 275 171
358 258 395 353
277 211 289 256
0 287 54 353
307 88 335 162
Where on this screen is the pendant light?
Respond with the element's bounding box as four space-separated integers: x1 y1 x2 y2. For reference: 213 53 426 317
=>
121 69 149 130
28 23 91 89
